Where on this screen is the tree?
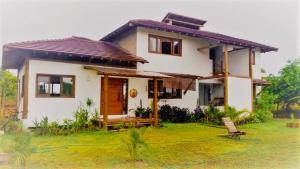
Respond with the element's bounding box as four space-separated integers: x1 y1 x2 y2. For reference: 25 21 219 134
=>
0 70 17 114
264 58 300 110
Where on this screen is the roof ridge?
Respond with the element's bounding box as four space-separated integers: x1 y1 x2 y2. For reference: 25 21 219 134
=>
4 37 74 47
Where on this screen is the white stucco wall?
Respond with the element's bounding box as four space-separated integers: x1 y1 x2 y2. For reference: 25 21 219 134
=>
136 27 212 76
228 49 249 77
117 27 211 112
228 76 252 111
115 29 137 54
252 50 262 79
23 60 101 127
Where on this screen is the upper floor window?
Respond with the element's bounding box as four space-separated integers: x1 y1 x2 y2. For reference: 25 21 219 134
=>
36 74 75 97
148 35 182 56
148 80 182 99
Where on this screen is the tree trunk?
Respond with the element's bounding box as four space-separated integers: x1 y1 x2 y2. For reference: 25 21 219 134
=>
0 88 3 109
0 89 4 117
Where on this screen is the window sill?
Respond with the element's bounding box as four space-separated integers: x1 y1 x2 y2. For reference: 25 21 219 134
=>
148 51 182 57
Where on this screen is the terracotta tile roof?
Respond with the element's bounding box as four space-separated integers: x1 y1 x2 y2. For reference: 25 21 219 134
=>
162 12 207 25
101 19 278 53
3 36 148 63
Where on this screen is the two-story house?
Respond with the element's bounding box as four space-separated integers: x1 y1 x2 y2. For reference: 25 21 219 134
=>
2 13 277 127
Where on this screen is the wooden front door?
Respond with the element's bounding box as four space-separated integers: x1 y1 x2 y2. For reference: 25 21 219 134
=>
101 78 128 115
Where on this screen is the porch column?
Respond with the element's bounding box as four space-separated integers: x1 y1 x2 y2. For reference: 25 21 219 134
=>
223 45 229 107
22 58 29 119
249 48 254 111
103 74 109 130
153 77 158 126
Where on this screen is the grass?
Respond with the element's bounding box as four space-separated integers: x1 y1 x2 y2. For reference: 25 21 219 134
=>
1 119 300 169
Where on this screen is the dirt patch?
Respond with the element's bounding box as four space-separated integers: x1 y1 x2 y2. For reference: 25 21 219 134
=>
1 100 16 118
286 122 300 128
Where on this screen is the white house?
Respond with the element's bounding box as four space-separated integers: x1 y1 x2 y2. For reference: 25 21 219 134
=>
2 13 277 127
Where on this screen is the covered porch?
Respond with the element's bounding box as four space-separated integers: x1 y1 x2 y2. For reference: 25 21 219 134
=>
84 65 200 130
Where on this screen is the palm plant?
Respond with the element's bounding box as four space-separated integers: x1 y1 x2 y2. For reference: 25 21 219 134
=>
122 126 147 160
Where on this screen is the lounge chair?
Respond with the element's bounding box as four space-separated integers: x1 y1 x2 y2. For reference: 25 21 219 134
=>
222 117 246 139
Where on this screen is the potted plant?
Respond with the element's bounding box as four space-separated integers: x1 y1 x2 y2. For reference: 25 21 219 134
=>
134 107 145 118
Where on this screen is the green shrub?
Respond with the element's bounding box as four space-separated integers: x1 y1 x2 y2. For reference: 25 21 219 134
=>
86 97 94 113
190 107 205 122
224 106 240 120
89 108 100 126
158 105 191 123
49 121 60 135
73 106 89 132
159 104 173 122
204 105 224 125
171 107 190 123
133 106 152 119
254 92 276 122
4 120 23 135
32 117 49 136
254 109 273 122
61 118 74 135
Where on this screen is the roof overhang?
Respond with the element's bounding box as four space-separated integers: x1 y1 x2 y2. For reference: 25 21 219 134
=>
84 65 170 78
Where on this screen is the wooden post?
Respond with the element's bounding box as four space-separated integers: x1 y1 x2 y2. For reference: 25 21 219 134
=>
103 74 109 130
153 77 158 126
23 59 29 119
249 48 253 79
249 48 254 111
223 45 229 108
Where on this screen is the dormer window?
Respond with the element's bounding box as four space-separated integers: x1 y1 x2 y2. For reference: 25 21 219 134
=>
162 13 207 30
148 34 182 56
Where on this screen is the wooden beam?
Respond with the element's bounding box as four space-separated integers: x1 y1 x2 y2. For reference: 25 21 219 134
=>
103 74 109 131
249 48 253 78
223 45 229 108
197 44 216 51
22 58 29 119
153 77 158 126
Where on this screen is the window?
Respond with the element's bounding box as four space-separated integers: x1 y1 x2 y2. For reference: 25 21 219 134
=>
36 74 75 97
149 36 157 52
148 35 182 56
161 38 172 54
173 40 181 55
251 51 255 65
148 80 182 99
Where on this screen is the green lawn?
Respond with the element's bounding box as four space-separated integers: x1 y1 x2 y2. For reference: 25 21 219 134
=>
1 119 300 169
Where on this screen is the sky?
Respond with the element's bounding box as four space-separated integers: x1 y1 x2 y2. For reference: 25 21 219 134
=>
0 0 299 75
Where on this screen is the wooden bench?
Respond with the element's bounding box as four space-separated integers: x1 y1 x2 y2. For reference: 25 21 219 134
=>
222 117 246 139
100 117 155 130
